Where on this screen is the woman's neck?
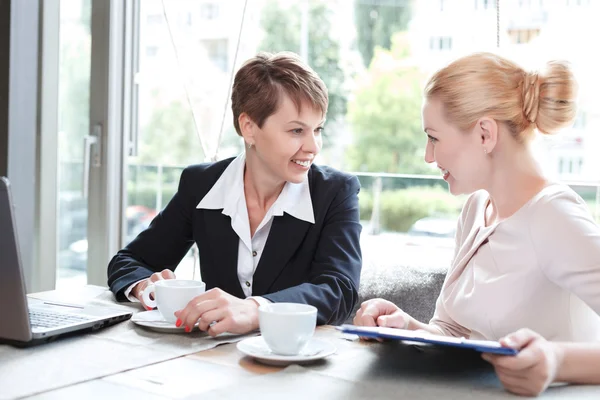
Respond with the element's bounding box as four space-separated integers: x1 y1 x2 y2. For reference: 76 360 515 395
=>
485 146 548 225
243 153 285 211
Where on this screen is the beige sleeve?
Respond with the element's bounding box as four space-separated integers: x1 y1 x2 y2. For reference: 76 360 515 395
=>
428 194 476 338
529 189 600 315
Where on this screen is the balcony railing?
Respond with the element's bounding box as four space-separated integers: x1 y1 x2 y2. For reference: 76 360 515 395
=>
57 161 600 253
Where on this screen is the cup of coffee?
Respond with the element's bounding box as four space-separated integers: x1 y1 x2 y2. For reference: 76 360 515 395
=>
258 303 317 356
141 280 205 324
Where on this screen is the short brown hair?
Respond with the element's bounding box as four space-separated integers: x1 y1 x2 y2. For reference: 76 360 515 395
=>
231 51 328 136
424 52 577 142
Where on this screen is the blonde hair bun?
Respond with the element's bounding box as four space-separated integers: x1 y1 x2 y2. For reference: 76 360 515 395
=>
521 71 540 124
424 53 578 141
530 61 578 135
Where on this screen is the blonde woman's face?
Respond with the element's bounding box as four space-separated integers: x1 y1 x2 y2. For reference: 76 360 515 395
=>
422 98 487 195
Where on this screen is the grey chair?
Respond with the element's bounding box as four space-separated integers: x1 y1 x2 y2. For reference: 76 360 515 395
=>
350 250 450 324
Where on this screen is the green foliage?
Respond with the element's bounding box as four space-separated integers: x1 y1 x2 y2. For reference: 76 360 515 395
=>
359 186 463 232
358 189 374 221
354 0 412 67
259 0 347 123
127 165 184 210
138 100 206 166
127 182 178 211
347 33 429 174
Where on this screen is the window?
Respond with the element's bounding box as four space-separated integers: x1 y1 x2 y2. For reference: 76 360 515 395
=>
507 28 540 44
123 0 600 288
519 0 532 7
178 12 192 27
573 112 587 129
475 0 496 10
200 3 220 20
56 0 92 287
145 46 158 57
430 36 453 51
147 14 162 25
559 156 584 176
203 39 228 72
568 0 591 5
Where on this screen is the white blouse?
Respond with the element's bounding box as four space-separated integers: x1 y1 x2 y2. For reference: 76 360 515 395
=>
125 153 315 303
196 153 315 297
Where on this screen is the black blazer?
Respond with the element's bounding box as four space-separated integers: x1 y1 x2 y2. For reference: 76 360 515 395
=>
107 158 362 325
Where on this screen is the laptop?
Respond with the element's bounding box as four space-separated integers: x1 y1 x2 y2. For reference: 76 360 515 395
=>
0 177 132 347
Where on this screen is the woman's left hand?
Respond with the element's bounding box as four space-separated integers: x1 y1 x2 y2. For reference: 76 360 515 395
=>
482 328 564 397
174 288 259 336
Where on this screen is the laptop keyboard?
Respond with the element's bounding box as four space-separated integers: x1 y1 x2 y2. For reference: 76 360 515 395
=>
29 309 93 329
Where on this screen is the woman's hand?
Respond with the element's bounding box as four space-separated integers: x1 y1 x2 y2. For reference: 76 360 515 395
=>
353 298 412 329
482 328 564 397
133 269 176 310
174 288 259 336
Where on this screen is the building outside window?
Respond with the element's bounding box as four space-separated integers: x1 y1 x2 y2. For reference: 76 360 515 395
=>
55 0 600 288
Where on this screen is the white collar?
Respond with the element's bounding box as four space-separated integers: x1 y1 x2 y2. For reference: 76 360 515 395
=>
196 153 315 224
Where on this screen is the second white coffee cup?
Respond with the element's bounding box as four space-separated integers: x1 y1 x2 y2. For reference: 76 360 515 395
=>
258 303 317 356
142 279 206 324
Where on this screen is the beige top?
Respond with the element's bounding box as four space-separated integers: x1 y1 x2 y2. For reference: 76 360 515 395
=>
430 184 600 341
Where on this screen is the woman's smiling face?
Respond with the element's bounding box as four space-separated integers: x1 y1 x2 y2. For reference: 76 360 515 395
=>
245 93 324 184
422 97 488 195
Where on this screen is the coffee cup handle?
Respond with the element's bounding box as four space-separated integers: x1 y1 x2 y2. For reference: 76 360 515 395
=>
141 284 157 309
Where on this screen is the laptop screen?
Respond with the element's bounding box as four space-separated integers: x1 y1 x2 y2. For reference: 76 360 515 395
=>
0 177 33 341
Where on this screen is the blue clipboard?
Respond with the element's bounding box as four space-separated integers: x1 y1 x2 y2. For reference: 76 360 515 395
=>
338 325 518 356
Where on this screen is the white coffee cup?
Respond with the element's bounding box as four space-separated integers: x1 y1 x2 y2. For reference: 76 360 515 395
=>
258 303 317 356
141 279 206 324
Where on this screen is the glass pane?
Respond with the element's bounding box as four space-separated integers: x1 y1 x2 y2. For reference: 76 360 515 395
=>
128 0 600 276
502 1 600 223
247 0 463 266
127 0 239 278
56 0 92 289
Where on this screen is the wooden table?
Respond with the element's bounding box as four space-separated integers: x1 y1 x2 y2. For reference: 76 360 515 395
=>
3 287 600 399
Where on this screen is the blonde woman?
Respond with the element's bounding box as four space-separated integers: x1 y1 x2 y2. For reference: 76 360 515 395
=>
354 52 600 395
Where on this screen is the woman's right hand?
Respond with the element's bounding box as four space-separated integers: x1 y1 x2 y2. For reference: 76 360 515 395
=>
133 269 176 309
482 329 563 397
353 298 412 329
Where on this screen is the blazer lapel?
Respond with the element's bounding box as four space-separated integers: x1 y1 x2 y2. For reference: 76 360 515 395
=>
201 210 245 298
252 214 311 296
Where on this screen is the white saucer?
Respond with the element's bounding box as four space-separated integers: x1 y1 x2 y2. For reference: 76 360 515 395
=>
237 336 336 366
131 310 198 333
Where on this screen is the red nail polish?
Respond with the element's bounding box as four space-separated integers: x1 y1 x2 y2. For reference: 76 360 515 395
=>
184 326 191 333
175 319 182 327
146 306 152 311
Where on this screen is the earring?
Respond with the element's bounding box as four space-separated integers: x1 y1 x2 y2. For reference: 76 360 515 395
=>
483 148 488 155
247 142 253 150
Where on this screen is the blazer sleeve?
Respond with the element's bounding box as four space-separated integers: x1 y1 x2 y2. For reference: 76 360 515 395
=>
262 176 363 325
107 167 196 301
